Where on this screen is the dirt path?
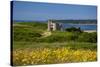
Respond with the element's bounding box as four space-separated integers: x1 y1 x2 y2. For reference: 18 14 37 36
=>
42 31 52 37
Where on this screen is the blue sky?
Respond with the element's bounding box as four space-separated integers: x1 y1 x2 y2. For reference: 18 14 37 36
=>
12 1 97 21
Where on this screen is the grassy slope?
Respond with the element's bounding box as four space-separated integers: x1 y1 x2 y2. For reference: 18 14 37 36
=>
13 22 47 33
13 22 97 50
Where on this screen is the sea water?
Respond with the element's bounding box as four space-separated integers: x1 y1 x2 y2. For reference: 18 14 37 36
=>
62 23 97 30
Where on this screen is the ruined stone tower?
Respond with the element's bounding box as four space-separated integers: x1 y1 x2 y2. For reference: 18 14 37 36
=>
48 20 62 31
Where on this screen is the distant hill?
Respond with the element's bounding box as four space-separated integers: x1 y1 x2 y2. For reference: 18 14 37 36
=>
13 20 46 23
13 19 97 24
51 20 97 24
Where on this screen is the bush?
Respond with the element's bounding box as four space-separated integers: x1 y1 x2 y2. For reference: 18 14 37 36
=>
38 32 79 43
38 35 67 43
63 32 78 41
77 32 97 43
65 27 82 32
13 31 41 41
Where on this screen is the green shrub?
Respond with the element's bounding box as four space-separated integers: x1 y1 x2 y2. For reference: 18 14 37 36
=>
41 35 67 43
38 32 79 43
66 32 79 41
65 27 82 32
13 31 41 41
77 32 97 43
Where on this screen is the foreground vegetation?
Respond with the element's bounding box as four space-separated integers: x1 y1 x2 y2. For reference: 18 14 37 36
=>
12 22 97 66
13 47 97 66
13 42 97 50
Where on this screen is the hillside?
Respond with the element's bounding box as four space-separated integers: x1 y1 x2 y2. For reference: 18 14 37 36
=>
13 22 97 49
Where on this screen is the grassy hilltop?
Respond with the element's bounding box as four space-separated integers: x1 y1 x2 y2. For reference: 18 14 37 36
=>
12 22 97 66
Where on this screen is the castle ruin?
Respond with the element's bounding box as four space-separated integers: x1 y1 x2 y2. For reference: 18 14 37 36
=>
48 20 63 31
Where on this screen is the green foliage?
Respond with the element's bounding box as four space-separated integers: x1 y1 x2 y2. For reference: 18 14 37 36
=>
13 22 46 41
13 22 97 43
13 42 97 50
77 32 97 43
16 22 47 30
65 27 82 32
13 31 41 41
13 22 47 32
37 32 79 43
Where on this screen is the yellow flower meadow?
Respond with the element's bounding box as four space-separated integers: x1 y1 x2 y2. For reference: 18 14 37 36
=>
13 47 97 66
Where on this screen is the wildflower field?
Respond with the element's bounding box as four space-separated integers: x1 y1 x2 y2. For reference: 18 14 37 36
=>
12 42 97 66
13 47 97 66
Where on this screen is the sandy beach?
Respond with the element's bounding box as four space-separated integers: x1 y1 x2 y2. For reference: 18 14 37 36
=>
84 30 97 33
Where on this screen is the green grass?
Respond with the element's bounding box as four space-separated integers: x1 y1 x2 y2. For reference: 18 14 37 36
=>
13 22 97 42
13 22 97 50
14 22 47 30
13 41 97 51
13 22 47 33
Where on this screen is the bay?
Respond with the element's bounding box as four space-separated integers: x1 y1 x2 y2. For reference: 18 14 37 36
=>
62 23 97 30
